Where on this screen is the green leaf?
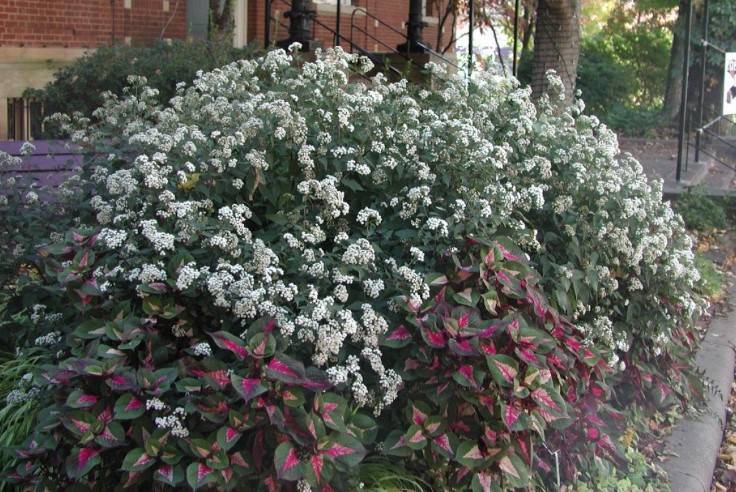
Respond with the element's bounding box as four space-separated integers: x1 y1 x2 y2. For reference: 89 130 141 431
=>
216 426 242 452
113 393 144 420
274 441 303 481
122 448 155 472
403 425 428 450
319 433 367 467
154 464 184 486
498 453 530 488
65 447 101 479
455 440 487 469
452 288 479 307
186 462 217 490
486 354 519 387
315 393 347 433
66 390 98 409
231 374 268 403
425 272 448 286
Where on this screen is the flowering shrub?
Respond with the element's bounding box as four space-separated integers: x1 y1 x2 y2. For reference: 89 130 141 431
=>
3 46 703 490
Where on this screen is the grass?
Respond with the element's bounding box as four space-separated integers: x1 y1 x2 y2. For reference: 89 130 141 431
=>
695 252 727 302
0 350 44 483
359 458 432 492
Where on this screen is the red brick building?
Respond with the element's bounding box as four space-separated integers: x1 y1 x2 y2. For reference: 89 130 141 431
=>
0 0 455 139
0 0 188 48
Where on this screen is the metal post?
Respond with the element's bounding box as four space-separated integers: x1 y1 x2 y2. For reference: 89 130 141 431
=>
265 0 271 48
695 0 709 162
278 0 318 51
468 0 474 73
335 0 341 46
676 0 693 183
512 0 519 77
398 0 426 53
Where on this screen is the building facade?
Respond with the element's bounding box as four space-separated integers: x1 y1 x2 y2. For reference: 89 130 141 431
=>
0 0 454 140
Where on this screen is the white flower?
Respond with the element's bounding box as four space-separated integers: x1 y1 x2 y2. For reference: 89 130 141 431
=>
409 247 424 262
192 342 212 357
356 207 382 226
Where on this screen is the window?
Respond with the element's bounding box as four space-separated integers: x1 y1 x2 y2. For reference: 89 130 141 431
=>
6 97 44 141
422 0 436 18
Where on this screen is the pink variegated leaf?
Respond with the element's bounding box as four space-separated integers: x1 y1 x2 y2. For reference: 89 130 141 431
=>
122 448 155 472
310 454 324 484
486 354 518 387
455 441 486 469
217 426 242 451
154 464 183 486
208 331 249 360
186 462 217 490
231 375 268 403
316 393 347 432
65 447 101 479
431 432 455 458
319 434 367 467
265 354 304 385
66 390 98 409
472 472 494 492
403 425 428 450
452 364 483 390
501 402 525 431
420 324 446 348
498 454 530 487
274 442 303 481
383 324 413 348
114 393 144 420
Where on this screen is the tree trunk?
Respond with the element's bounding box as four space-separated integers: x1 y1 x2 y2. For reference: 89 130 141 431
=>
662 0 688 124
530 0 581 104
520 5 534 61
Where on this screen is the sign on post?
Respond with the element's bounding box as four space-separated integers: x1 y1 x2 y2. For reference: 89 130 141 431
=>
724 52 736 115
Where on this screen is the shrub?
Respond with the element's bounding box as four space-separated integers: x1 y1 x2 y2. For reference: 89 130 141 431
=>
672 188 730 231
2 47 703 490
24 40 261 137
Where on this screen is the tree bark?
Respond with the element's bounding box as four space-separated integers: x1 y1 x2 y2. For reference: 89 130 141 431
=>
520 4 534 60
662 0 688 124
530 0 581 104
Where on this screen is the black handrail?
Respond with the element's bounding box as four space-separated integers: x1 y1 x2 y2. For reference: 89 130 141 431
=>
266 0 453 80
349 6 459 70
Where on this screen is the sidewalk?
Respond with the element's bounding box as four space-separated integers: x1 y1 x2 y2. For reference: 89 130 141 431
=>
619 137 735 196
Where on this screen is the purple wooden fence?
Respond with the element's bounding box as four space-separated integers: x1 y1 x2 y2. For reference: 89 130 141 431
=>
0 140 84 190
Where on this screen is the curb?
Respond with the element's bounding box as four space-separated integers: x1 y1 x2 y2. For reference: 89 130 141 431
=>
664 294 736 492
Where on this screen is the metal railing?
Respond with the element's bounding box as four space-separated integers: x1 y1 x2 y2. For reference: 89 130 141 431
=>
263 0 459 80
348 7 459 71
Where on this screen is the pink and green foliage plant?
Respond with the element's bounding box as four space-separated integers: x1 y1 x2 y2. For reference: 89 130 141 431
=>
7 231 374 491
376 239 624 490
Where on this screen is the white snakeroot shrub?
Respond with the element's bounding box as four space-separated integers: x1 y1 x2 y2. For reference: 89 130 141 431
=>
57 46 702 420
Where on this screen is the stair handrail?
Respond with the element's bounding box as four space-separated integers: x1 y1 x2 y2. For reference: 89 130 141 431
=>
349 6 459 70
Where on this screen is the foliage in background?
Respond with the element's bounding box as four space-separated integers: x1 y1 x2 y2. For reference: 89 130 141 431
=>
575 1 672 134
24 40 260 137
671 188 729 231
0 48 704 490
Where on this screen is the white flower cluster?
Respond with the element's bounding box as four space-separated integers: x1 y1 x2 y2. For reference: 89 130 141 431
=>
154 407 189 438
192 342 212 357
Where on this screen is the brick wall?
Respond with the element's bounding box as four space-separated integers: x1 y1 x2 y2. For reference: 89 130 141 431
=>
0 0 188 48
249 0 455 55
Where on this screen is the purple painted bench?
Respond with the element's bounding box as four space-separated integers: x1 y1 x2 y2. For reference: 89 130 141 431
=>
0 140 84 190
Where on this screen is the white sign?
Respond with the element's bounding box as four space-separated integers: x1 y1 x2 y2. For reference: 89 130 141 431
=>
724 52 736 115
